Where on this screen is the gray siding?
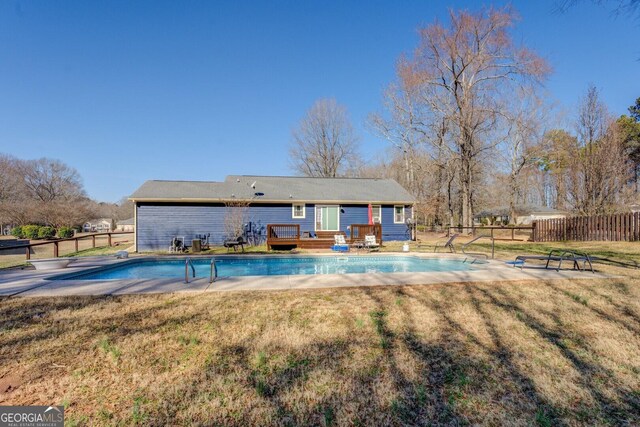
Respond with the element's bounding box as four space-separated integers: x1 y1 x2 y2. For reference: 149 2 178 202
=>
136 202 412 251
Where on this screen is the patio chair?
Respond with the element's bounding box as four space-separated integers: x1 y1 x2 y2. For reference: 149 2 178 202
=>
434 233 458 253
513 249 596 273
170 237 186 253
223 236 247 252
332 234 350 252
364 235 380 252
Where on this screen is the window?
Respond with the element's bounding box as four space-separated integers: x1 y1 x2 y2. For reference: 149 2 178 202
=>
371 205 382 224
315 205 340 231
394 205 405 224
292 203 305 219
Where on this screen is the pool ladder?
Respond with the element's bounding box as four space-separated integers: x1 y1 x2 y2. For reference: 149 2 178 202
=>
461 235 495 261
184 258 218 284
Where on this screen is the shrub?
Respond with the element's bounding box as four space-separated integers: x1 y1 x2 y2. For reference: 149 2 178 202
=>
11 226 24 239
57 226 74 238
38 226 56 240
22 225 41 240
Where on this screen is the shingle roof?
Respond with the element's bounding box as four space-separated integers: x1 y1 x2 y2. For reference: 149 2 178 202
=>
130 175 415 204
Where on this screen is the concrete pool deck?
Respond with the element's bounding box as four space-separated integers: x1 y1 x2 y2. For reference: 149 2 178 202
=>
0 253 608 297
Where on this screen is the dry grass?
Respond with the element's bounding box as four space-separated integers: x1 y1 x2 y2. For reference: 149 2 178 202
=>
1 271 639 425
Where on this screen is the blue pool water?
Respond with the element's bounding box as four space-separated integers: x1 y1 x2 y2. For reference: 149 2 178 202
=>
59 256 474 280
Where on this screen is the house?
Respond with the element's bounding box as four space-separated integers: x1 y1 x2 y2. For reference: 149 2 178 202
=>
116 218 135 232
1 224 16 236
473 206 569 226
83 218 114 233
515 206 569 225
129 175 415 251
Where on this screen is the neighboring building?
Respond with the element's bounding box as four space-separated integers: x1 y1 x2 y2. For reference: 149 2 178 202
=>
474 206 569 225
1 224 15 236
129 175 415 251
515 206 569 225
83 218 114 233
116 218 135 232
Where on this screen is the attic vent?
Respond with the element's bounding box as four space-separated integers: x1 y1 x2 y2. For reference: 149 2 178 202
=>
254 192 264 197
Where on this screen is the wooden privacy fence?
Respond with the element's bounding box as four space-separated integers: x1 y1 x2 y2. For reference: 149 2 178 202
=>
532 213 640 242
0 231 134 260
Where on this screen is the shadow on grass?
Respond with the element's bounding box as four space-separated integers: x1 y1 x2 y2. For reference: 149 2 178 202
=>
1 282 639 425
479 284 640 425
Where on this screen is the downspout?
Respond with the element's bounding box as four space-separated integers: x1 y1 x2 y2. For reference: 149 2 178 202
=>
412 202 417 241
133 200 138 253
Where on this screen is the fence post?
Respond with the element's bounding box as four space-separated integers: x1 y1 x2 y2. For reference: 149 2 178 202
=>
531 221 537 242
53 241 59 258
25 246 30 260
75 238 78 253
92 235 96 248
108 233 112 247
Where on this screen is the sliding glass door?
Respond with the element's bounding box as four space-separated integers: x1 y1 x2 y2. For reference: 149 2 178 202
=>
315 205 340 231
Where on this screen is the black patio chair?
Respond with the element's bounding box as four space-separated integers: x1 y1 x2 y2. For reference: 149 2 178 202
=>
223 236 247 252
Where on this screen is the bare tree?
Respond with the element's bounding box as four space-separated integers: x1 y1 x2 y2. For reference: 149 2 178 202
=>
398 6 550 228
0 154 96 227
502 89 549 223
223 200 250 239
565 87 631 213
18 158 85 203
289 98 360 177
369 82 428 195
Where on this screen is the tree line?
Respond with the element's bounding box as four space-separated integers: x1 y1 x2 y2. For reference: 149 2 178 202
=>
288 6 640 227
0 154 133 231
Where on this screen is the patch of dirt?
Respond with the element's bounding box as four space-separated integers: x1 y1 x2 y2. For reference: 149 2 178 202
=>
0 375 21 394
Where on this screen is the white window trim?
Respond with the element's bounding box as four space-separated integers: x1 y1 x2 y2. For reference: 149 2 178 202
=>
393 205 405 224
315 205 341 231
372 205 382 224
292 203 306 219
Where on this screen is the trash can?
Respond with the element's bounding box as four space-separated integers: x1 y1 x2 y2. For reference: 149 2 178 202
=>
192 239 202 253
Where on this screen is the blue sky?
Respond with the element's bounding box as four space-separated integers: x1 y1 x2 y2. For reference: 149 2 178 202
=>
1 0 639 202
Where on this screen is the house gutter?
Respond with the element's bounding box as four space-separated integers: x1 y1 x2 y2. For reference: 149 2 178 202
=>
128 198 416 205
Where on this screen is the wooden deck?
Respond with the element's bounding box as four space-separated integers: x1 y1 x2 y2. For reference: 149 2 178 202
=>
266 224 382 250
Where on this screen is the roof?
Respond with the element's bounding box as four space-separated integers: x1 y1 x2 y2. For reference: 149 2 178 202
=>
116 218 134 225
84 218 113 224
476 205 569 217
129 175 415 204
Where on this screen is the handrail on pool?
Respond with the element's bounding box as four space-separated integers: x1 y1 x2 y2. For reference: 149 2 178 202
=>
185 258 196 283
210 258 217 284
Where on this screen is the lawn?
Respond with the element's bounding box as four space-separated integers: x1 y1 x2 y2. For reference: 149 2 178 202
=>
1 260 639 425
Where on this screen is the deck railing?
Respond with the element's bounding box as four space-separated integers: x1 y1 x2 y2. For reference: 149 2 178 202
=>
349 224 382 244
266 224 300 250
266 223 384 250
0 231 134 260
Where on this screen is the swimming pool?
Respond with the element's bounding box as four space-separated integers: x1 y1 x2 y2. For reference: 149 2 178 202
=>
58 256 475 280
